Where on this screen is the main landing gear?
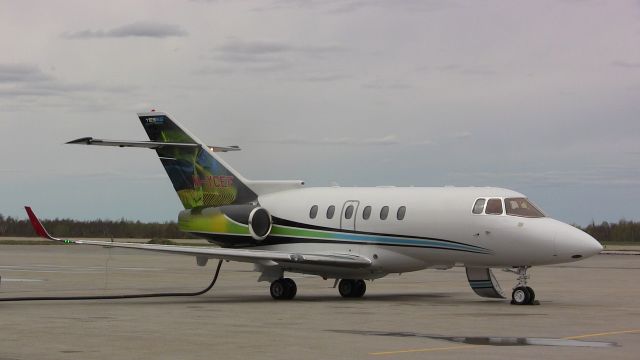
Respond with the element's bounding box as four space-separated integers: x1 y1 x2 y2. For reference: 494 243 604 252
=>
269 278 367 300
507 266 538 305
338 279 366 298
270 278 297 300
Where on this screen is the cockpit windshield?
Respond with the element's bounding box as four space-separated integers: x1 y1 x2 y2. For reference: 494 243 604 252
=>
504 198 545 218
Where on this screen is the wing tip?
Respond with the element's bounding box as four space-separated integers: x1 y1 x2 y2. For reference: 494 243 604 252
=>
24 206 55 240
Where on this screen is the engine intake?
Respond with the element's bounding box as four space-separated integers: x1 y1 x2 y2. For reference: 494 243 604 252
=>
248 207 272 240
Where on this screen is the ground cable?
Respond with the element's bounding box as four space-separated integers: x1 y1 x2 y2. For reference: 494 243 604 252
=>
0 260 223 302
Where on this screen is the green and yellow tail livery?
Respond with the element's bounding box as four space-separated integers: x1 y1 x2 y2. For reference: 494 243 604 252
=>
67 111 258 209
137 112 257 209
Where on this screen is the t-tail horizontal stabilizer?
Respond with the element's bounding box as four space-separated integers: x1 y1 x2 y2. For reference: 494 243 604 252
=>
66 137 241 152
465 267 506 299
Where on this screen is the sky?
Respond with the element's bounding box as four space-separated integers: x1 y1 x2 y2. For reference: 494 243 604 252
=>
1 0 639 226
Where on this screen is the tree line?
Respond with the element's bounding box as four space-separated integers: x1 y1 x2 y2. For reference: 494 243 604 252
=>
0 213 638 243
578 220 639 244
0 214 190 239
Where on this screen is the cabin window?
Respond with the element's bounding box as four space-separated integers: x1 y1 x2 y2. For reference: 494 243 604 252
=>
345 205 354 219
362 206 372 220
485 198 503 215
505 198 545 218
472 198 486 214
309 205 318 219
397 206 406 220
380 206 389 220
326 205 336 219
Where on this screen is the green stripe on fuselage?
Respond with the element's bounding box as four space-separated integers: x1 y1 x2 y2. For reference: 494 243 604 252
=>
270 225 491 254
180 214 491 254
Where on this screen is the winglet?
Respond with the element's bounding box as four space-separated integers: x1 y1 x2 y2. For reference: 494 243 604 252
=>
24 206 64 242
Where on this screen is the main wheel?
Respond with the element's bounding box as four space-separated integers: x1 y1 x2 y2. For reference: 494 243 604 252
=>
270 279 286 300
338 279 355 298
271 278 297 300
338 279 366 298
283 278 297 300
353 279 366 298
511 286 532 305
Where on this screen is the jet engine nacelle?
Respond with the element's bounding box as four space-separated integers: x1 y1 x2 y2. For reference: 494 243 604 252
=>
246 206 272 240
178 204 272 241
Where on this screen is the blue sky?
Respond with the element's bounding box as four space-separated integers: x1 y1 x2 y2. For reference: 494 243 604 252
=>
1 0 639 225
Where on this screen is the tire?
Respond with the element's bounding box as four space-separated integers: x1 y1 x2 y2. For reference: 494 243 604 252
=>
353 279 366 298
526 286 535 304
270 280 286 300
338 279 355 298
511 286 531 305
283 278 297 300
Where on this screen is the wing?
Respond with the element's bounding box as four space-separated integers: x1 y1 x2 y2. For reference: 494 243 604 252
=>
24 207 371 269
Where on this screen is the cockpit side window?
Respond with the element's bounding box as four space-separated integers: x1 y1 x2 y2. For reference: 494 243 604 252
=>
472 198 486 214
505 198 545 218
485 198 503 215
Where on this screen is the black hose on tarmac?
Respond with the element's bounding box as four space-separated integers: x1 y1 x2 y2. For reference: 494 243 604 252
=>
0 260 223 302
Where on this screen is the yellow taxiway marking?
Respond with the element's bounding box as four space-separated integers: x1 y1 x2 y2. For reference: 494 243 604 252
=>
369 329 640 356
370 345 478 356
563 329 640 340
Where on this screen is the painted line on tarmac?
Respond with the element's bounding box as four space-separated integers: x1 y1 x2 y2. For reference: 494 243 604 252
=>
370 345 477 355
563 329 640 340
0 265 165 273
1 278 44 282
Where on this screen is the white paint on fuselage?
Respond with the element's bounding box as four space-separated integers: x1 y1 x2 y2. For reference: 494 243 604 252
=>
257 186 601 278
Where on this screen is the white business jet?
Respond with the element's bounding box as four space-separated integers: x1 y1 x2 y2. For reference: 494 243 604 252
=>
25 111 602 305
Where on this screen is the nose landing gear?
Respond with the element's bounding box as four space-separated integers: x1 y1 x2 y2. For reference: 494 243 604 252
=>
506 266 538 305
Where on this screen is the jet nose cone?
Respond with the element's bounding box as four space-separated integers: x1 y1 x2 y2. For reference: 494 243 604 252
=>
569 228 602 260
555 223 602 261
584 235 603 257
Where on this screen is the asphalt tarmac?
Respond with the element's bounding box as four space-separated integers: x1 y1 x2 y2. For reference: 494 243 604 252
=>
0 245 638 360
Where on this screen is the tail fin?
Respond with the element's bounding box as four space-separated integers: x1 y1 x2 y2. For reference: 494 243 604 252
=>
137 112 257 209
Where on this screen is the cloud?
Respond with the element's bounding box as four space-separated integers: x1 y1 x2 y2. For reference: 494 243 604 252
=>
217 40 342 55
209 39 344 73
327 0 452 14
611 60 640 69
0 63 135 112
0 64 51 83
260 134 400 146
362 79 412 90
0 79 133 98
63 22 188 39
297 73 351 82
450 131 473 139
253 0 452 14
257 134 436 146
449 168 640 187
423 64 498 76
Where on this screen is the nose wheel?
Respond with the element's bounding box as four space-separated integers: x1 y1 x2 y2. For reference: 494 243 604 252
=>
511 286 536 305
507 266 538 305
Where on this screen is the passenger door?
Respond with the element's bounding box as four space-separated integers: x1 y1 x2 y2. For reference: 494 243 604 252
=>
340 201 359 231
